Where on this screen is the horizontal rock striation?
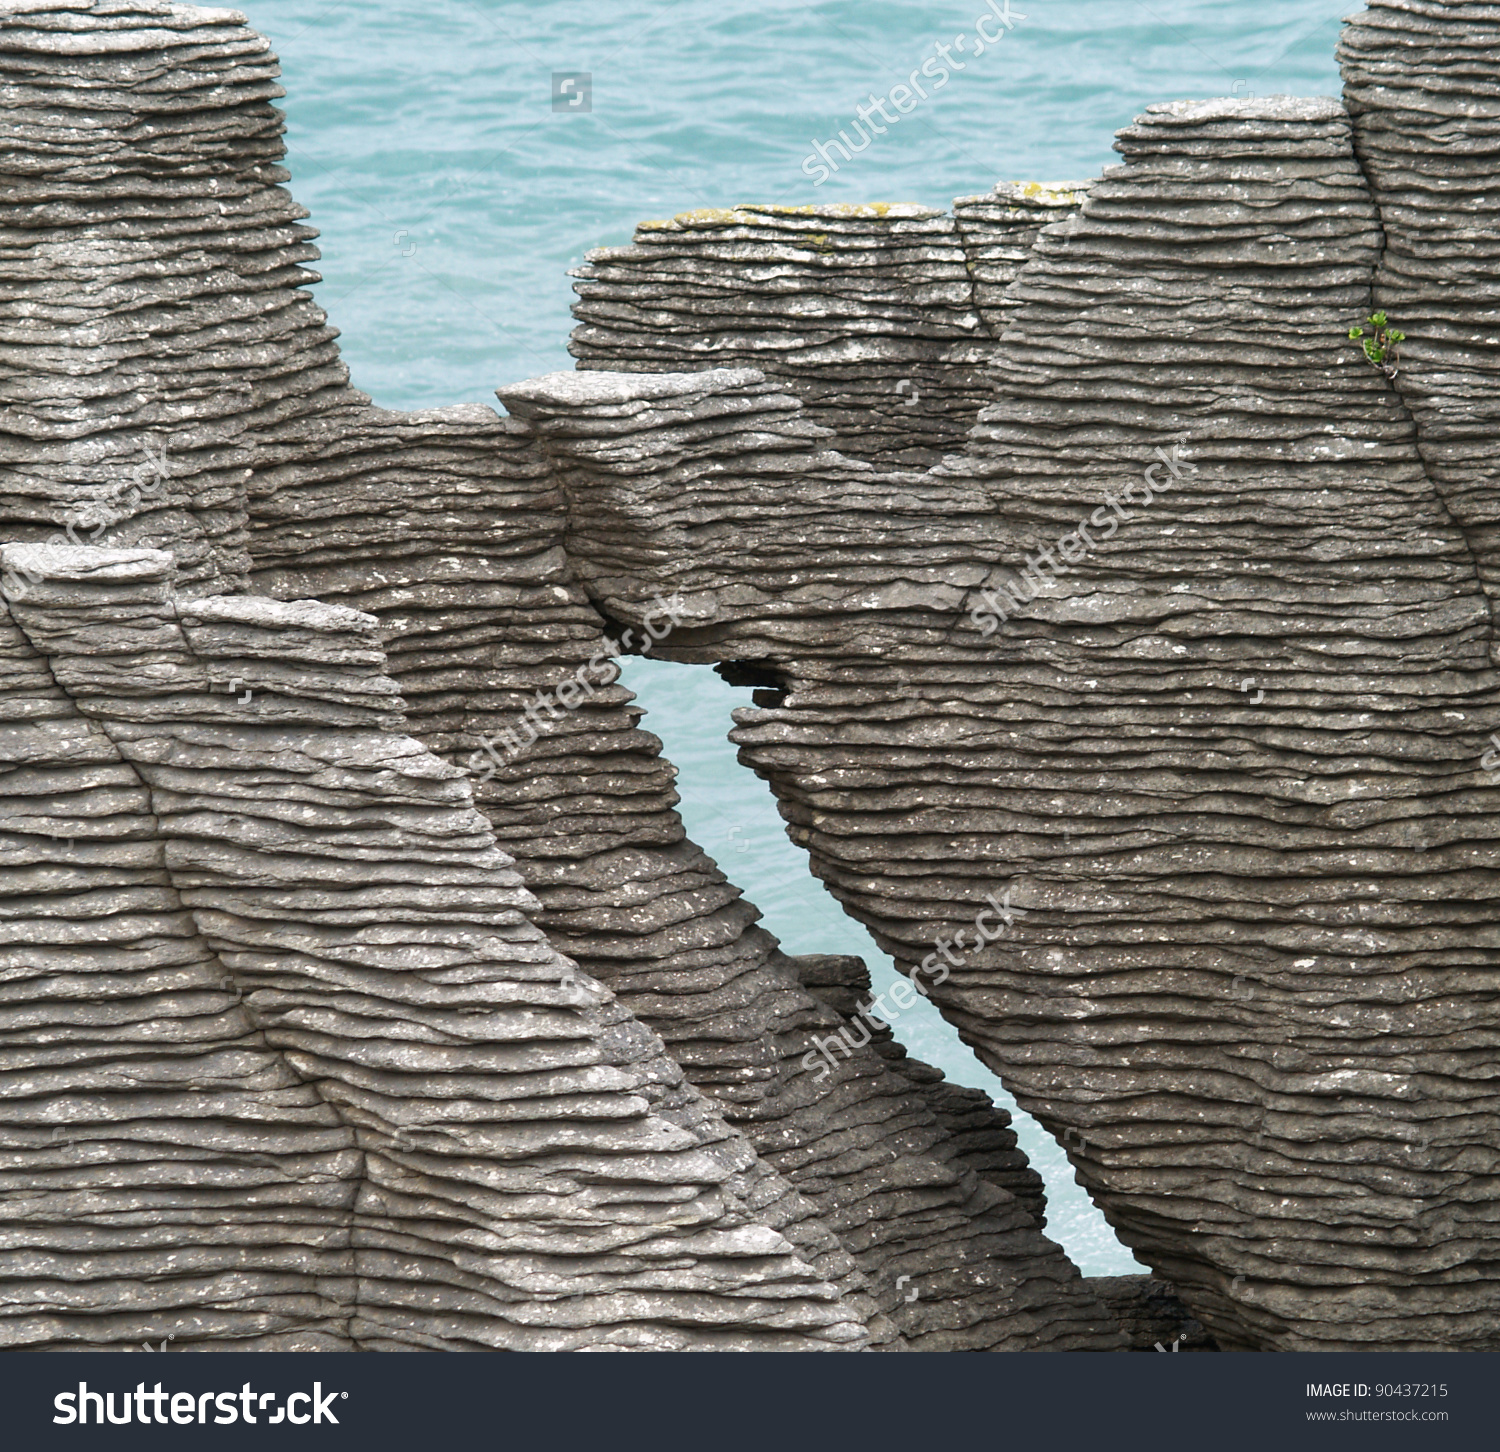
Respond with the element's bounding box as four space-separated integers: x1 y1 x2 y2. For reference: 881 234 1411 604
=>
12 0 1499 1357
1340 0 1500 653
4 0 1120 1352
247 399 924 1346
0 0 367 595
0 558 360 1350
0 541 879 1351
482 366 1116 1341
246 374 1125 1350
246 399 556 766
951 181 1092 339
568 198 1089 470
783 948 1048 1226
533 95 1500 1350
927 96 1500 1350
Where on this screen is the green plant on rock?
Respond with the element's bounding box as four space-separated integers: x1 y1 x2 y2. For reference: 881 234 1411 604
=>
1349 311 1406 379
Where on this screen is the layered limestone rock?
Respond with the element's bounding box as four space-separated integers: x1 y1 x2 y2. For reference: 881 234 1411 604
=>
0 554 360 1351
1339 0 1500 651
532 92 1500 1348
951 180 1092 338
0 0 366 594
935 99 1500 1351
568 196 1085 470
246 400 555 765
11 0 1499 1358
0 541 882 1351
249 378 1127 1352
1086 1276 1215 1352
784 947 1049 1228
0 0 922 1353
0 0 1121 1353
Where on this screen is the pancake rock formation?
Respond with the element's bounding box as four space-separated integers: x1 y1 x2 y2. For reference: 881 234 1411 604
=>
0 0 1497 1355
569 184 1087 470
0 0 1123 1353
0 542 881 1351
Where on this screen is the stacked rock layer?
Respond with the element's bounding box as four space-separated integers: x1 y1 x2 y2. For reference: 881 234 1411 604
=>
1340 0 1500 651
929 99 1500 1350
0 541 892 1351
568 194 1083 470
540 99 1500 1352
0 0 366 595
0 0 1128 1354
250 379 1127 1352
10 0 1500 1357
951 181 1092 338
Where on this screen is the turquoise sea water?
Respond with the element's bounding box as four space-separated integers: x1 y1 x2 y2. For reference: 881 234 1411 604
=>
250 0 1358 1273
258 0 1353 404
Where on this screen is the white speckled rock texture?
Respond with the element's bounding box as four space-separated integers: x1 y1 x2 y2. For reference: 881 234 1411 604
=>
7 0 1500 1355
0 542 888 1351
1340 0 1500 654
532 91 1500 1351
0 0 1126 1353
567 190 1088 469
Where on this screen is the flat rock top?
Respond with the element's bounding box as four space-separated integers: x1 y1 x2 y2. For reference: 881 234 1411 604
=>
1139 96 1348 124
497 368 764 409
0 0 243 20
364 402 502 428
995 179 1094 203
638 203 944 232
953 180 1093 208
177 594 379 633
0 0 250 49
2 543 171 581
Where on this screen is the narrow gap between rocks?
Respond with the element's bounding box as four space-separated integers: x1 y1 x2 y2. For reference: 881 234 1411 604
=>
617 654 1143 1277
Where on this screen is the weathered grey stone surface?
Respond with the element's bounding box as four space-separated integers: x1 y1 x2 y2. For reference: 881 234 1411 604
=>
1340 0 1500 651
0 541 883 1351
0 2 1125 1353
537 98 1500 1351
7 0 1500 1356
252 391 1127 1352
952 181 1092 339
568 192 1085 469
0 0 367 594
1086 1275 1216 1352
